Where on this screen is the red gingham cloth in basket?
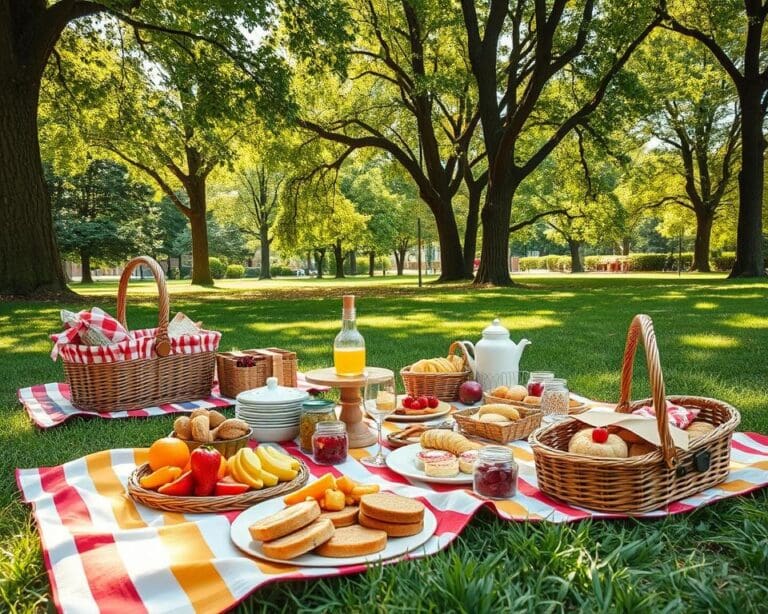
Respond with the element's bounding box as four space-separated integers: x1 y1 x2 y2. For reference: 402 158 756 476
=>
16 431 768 613
18 374 326 428
50 308 132 360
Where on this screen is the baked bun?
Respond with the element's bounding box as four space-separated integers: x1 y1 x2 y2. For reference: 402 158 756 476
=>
319 506 359 528
459 450 479 473
522 395 541 405
261 518 334 560
490 386 509 398
314 525 387 557
507 385 528 401
359 493 425 525
568 428 628 458
479 413 510 423
478 404 520 420
249 500 320 542
358 510 424 537
628 442 657 457
687 421 715 439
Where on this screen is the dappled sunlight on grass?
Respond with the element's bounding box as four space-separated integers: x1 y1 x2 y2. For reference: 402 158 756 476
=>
693 302 719 310
680 334 741 349
722 314 768 329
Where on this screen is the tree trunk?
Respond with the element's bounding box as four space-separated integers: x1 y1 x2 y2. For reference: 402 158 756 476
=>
691 210 714 272
569 239 583 273
333 241 344 278
622 237 631 256
368 251 375 277
306 251 312 274
396 247 406 275
0 75 68 295
474 182 515 285
187 181 213 285
259 226 271 279
314 249 325 279
462 181 482 278
80 252 93 284
730 86 766 277
433 202 466 281
349 250 357 275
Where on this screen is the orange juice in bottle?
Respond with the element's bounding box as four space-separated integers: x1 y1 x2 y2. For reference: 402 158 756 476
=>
333 295 365 376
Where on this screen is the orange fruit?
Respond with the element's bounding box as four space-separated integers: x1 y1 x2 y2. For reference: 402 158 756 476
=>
217 455 228 479
148 437 190 471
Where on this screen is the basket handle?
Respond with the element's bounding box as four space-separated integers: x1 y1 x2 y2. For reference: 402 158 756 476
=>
449 341 472 372
117 256 171 357
615 314 676 468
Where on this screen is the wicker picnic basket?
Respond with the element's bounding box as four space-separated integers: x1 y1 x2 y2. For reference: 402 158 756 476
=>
529 314 740 513
63 256 220 412
127 458 309 513
400 341 471 401
454 406 542 444
482 392 589 415
216 348 298 398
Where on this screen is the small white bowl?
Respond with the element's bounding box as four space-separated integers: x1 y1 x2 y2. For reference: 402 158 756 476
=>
250 425 300 443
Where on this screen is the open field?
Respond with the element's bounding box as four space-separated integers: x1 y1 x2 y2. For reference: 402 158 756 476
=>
1 273 767 612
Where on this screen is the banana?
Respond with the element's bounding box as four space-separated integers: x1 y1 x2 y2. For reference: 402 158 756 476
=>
230 453 263 489
262 445 300 470
256 446 298 481
258 468 279 487
239 447 262 475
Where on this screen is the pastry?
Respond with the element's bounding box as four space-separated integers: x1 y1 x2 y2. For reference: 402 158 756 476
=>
249 500 321 542
478 404 520 420
420 429 484 455
415 449 454 470
459 450 479 473
314 525 387 557
522 395 541 405
568 427 628 458
687 421 715 439
261 518 335 560
358 510 424 537
423 454 459 477
359 493 425 525
319 506 359 528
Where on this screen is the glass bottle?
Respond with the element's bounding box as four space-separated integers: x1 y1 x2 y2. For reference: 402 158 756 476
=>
333 295 366 376
312 420 348 465
473 446 518 499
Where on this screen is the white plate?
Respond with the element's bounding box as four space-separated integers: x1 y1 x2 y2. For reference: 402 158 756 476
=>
230 497 437 567
385 444 473 484
364 397 452 423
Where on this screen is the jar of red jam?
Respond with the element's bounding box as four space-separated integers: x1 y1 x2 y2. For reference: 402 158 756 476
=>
526 371 555 397
473 446 518 499
312 421 348 465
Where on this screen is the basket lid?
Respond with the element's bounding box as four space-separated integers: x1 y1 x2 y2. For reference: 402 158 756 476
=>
236 377 309 405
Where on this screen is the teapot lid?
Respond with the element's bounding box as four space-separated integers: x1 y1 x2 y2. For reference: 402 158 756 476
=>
482 318 510 339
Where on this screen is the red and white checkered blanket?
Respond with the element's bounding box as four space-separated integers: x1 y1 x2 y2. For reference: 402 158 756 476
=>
16 432 768 613
18 375 326 428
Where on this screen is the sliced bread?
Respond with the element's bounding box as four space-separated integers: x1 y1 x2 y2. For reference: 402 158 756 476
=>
314 525 387 557
358 510 424 537
319 505 359 528
261 518 335 560
359 493 425 524
249 500 320 542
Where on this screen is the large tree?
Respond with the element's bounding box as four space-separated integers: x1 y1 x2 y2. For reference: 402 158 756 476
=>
659 0 767 277
0 0 349 295
459 0 661 285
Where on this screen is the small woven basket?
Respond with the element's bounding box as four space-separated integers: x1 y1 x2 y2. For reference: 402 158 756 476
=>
454 407 542 444
482 393 588 415
127 458 309 513
400 341 471 401
171 429 251 459
63 256 218 412
216 349 298 398
529 314 740 513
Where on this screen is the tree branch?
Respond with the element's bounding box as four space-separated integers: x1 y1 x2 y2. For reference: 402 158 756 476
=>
509 208 571 233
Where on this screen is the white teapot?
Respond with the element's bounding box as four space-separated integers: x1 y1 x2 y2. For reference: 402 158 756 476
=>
460 319 530 391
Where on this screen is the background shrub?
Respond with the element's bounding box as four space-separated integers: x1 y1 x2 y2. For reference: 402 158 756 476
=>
270 265 294 277
244 267 260 278
225 264 245 279
179 265 191 279
208 257 226 279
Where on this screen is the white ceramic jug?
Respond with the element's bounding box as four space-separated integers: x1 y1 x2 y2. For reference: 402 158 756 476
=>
461 319 530 391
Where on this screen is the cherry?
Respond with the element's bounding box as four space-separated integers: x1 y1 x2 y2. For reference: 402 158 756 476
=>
402 396 414 409
410 399 424 410
427 396 439 409
592 427 609 444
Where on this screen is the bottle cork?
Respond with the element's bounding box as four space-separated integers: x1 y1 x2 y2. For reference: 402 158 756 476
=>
342 295 355 310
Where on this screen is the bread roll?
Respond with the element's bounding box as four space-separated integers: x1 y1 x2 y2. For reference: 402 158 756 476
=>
568 428 628 458
506 385 528 401
249 500 320 542
687 421 715 439
261 518 334 560
479 413 511 423
478 404 520 420
522 395 541 405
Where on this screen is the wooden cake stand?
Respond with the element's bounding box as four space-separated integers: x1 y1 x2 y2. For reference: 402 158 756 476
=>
303 367 394 448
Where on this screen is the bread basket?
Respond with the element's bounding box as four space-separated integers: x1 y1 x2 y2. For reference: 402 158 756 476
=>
529 314 739 513
400 341 471 401
454 407 542 444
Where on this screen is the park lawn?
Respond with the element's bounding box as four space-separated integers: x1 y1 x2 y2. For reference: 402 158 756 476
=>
1 273 767 612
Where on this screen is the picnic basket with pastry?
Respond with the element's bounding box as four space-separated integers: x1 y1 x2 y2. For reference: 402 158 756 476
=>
400 341 471 401
529 314 740 513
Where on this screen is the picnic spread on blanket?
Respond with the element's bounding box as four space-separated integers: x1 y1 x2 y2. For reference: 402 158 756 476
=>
15 256 767 613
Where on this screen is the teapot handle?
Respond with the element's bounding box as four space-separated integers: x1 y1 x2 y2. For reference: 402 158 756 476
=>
458 341 477 377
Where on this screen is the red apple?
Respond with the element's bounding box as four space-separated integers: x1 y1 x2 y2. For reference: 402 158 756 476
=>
458 380 483 405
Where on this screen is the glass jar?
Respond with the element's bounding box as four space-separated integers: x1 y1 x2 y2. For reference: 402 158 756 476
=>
312 421 348 465
541 378 569 422
473 446 518 499
299 399 336 452
527 371 555 397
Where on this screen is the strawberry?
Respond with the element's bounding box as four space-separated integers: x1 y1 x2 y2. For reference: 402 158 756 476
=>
402 396 413 409
410 399 424 410
417 396 429 409
591 427 609 444
427 396 439 409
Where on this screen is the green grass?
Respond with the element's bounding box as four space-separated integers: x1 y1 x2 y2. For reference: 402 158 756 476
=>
1 273 767 613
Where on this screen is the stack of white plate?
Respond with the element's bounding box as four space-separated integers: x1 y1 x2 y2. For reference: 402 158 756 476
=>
235 376 309 442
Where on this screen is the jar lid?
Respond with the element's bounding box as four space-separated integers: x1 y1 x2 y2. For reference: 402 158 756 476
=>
314 420 346 434
236 377 309 405
478 445 516 463
302 399 336 412
482 318 510 339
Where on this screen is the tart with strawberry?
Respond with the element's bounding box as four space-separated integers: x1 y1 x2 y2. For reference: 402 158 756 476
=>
568 427 628 458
